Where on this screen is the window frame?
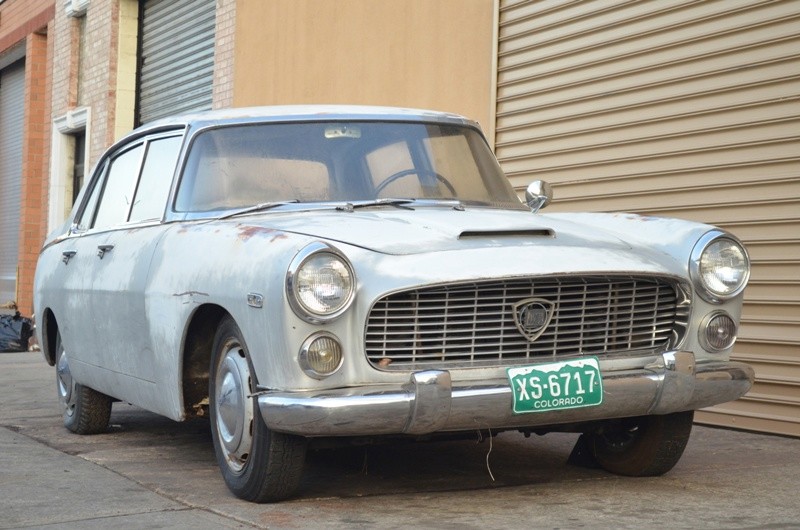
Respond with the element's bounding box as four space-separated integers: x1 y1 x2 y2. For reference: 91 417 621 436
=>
71 129 185 235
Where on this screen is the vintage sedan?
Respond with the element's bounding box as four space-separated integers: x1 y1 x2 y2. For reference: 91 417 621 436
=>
34 105 754 502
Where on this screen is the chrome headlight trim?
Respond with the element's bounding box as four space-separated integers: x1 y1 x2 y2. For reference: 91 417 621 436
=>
286 241 356 323
690 230 750 304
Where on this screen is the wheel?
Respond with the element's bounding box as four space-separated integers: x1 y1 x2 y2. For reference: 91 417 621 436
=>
375 168 457 196
583 411 694 476
55 331 112 434
209 316 307 502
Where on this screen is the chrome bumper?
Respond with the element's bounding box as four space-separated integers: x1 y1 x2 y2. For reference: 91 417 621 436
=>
258 351 754 437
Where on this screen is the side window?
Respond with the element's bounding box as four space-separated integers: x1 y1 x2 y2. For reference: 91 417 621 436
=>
75 160 107 231
92 144 144 229
129 135 182 222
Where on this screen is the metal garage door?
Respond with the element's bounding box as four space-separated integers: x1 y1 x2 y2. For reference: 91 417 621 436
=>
495 0 800 436
137 0 216 124
0 60 25 307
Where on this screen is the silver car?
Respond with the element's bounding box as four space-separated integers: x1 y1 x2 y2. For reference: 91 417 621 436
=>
34 106 754 502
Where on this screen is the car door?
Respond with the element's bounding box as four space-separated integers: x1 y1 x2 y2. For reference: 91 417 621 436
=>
71 132 182 388
41 158 110 373
84 132 183 385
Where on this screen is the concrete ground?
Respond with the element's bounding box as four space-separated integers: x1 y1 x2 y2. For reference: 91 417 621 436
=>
1 350 799 529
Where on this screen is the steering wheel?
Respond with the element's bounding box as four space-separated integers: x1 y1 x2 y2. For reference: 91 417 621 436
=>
375 168 457 197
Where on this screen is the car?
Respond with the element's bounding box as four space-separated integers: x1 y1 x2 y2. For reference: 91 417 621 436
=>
34 105 754 502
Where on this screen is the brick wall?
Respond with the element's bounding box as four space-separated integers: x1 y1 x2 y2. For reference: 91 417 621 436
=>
15 30 52 315
0 0 53 52
213 0 236 109
51 0 121 168
50 5 78 116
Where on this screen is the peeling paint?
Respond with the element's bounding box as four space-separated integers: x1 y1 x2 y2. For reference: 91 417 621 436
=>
173 291 210 305
173 291 210 297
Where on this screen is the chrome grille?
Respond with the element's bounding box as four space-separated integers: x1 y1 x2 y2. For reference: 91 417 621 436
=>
365 276 690 369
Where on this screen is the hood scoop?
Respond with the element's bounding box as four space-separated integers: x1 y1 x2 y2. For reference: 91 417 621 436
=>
458 228 555 239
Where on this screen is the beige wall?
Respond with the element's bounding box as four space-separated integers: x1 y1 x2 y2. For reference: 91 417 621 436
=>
233 0 497 134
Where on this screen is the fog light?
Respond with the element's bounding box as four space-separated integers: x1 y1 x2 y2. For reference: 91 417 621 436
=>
299 333 343 379
700 312 737 352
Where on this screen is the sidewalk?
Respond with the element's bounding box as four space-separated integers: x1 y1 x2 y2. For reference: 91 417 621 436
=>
2 350 799 529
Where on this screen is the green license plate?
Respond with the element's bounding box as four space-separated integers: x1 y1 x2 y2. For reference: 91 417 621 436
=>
508 357 603 414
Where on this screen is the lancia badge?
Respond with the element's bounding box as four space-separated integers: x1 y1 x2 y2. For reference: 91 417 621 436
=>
513 298 555 341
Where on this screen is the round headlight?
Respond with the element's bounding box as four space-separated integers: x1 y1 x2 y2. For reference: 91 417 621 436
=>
299 332 344 379
287 243 355 322
700 312 737 352
691 231 750 303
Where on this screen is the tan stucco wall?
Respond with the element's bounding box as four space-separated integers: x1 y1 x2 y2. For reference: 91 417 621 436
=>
233 0 496 132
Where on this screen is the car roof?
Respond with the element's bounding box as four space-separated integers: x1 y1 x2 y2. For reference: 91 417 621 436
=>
134 105 478 136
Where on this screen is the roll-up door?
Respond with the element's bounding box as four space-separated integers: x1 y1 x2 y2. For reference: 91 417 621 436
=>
496 0 800 436
0 60 25 306
137 0 215 124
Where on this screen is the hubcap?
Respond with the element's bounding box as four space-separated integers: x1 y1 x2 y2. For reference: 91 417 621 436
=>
214 343 254 473
56 341 76 417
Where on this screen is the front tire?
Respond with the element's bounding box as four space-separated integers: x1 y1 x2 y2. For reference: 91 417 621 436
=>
583 411 694 476
209 316 307 502
55 331 112 435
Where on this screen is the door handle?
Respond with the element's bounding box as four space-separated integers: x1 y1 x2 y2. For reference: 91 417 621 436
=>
61 250 77 265
97 244 114 259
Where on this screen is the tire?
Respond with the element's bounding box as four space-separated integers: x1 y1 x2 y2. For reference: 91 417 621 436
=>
209 316 307 502
584 411 694 477
55 331 112 435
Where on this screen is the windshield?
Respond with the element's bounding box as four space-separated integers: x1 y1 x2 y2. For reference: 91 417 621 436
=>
175 121 525 212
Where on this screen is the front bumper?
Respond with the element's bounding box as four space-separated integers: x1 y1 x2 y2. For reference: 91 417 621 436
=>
258 351 754 437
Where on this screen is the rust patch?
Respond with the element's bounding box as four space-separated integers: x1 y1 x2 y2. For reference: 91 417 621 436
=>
237 224 288 242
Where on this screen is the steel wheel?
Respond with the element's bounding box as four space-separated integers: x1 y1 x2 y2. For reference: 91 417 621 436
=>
54 330 112 435
213 341 254 474
56 336 75 417
209 316 307 502
583 411 694 477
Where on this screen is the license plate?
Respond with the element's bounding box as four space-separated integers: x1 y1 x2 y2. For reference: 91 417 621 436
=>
507 357 603 414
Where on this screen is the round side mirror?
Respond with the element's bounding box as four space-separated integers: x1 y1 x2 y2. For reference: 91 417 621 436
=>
525 180 553 213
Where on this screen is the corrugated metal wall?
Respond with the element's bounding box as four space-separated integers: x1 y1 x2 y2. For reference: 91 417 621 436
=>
495 0 800 436
0 60 25 306
137 0 215 124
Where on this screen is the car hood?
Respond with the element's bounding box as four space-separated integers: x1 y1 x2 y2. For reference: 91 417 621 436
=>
235 207 633 255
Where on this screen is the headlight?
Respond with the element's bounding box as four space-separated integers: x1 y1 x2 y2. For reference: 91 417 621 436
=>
287 242 355 322
699 312 737 352
299 332 344 379
690 231 750 303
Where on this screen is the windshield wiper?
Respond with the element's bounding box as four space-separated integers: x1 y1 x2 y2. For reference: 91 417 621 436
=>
335 198 415 212
216 200 300 221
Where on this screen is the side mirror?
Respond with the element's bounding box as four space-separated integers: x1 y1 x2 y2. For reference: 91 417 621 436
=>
525 180 553 213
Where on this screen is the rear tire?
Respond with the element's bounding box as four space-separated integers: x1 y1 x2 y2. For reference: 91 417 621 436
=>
55 331 112 435
209 316 307 502
584 411 694 476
